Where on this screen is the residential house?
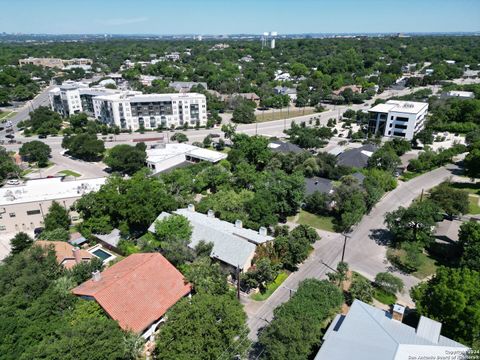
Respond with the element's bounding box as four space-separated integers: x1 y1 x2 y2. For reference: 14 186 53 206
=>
273 86 297 102
72 253 191 339
169 81 208 93
36 240 93 269
314 300 469 360
93 228 121 252
332 85 363 96
268 140 304 154
304 177 334 196
148 206 274 273
337 144 378 168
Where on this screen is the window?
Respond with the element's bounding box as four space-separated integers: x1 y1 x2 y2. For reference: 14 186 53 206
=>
9 212 16 218
27 209 41 216
391 116 394 120
0 225 5 231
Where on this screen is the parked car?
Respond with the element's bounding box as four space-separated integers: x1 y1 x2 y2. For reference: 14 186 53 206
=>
209 133 221 138
34 227 44 238
38 134 47 139
6 179 20 185
5 134 14 139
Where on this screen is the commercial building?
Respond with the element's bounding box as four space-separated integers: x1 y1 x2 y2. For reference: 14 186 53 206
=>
48 81 131 117
19 57 92 69
92 92 207 130
0 177 106 233
72 253 191 339
146 143 227 174
314 300 469 360
148 205 273 273
368 100 428 140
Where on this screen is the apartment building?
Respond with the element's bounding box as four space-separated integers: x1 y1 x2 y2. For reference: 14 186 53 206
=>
19 57 92 69
92 92 207 130
0 177 106 234
368 100 428 140
48 81 137 117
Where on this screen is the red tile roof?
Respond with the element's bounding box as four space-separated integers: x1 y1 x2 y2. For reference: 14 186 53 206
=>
36 240 93 269
72 253 191 334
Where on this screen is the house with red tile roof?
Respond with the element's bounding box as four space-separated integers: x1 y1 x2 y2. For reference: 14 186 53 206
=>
72 253 191 339
36 240 93 269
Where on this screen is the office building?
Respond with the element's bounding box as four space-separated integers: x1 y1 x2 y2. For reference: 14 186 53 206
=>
0 177 106 233
92 92 207 130
368 100 428 140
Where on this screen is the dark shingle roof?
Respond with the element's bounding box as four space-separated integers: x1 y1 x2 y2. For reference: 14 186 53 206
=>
337 144 378 169
268 140 304 154
305 177 333 196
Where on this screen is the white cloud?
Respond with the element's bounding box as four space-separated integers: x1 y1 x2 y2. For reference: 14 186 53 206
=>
102 17 148 26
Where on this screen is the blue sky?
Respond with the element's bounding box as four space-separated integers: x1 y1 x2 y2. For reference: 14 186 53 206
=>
1 0 479 34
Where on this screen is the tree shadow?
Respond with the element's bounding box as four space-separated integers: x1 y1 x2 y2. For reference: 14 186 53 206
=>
369 228 392 246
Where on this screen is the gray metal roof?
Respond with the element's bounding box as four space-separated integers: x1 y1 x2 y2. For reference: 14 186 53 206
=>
148 209 273 270
305 177 333 196
94 229 121 248
315 300 468 360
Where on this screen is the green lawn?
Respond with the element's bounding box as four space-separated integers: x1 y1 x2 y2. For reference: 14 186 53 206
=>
468 195 480 215
451 182 480 195
256 108 315 123
289 210 336 232
251 272 289 301
399 171 424 182
58 170 81 178
0 111 16 122
374 288 397 305
387 248 437 279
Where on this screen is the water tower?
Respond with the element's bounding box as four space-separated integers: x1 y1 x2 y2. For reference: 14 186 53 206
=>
270 31 277 49
261 32 269 49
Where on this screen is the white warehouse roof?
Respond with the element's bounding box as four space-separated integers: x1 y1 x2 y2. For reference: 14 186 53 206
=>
0 177 106 206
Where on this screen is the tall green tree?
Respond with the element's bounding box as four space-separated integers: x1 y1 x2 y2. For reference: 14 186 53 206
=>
19 141 51 167
0 147 20 182
184 257 228 295
10 232 34 254
104 143 147 175
44 201 70 231
155 293 249 360
411 267 480 346
458 221 480 271
429 182 469 217
258 279 344 360
62 133 105 161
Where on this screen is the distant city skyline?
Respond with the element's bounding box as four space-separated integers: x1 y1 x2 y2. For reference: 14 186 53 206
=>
1 0 479 35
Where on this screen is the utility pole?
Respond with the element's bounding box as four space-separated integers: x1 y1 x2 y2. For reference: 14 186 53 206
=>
341 232 351 262
283 286 297 299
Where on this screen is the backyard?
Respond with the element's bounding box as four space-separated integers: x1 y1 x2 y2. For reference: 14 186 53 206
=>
288 210 336 232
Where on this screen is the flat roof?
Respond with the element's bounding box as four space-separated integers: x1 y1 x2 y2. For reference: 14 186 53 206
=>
0 177 106 206
369 100 428 114
95 92 205 103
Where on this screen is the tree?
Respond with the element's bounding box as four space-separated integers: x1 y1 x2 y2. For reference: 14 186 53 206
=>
258 279 344 360
464 148 480 178
104 144 146 175
414 129 434 146
10 232 33 254
19 141 51 167
155 293 249 360
411 267 480 346
305 191 330 215
458 221 480 271
44 201 70 231
184 257 228 295
62 133 105 161
367 146 400 173
385 200 440 246
221 123 237 139
152 214 193 266
170 132 188 143
327 261 349 287
38 228 70 242
349 276 374 304
374 272 404 294
429 182 469 217
0 147 20 182
69 113 89 131
232 100 256 124
28 106 63 135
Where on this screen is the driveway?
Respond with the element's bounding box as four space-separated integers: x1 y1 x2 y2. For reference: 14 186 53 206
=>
245 163 464 340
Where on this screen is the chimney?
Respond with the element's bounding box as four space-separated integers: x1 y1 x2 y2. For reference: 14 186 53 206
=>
392 303 405 322
207 209 215 218
72 247 82 263
235 219 243 229
259 226 267 236
187 204 195 212
92 270 102 282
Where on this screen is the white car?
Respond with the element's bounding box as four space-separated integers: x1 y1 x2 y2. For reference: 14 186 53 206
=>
6 179 20 185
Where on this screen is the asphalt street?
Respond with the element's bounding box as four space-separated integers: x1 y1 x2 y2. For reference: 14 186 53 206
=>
245 162 464 341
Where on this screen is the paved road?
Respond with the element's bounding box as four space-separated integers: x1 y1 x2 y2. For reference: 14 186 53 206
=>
245 162 463 341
